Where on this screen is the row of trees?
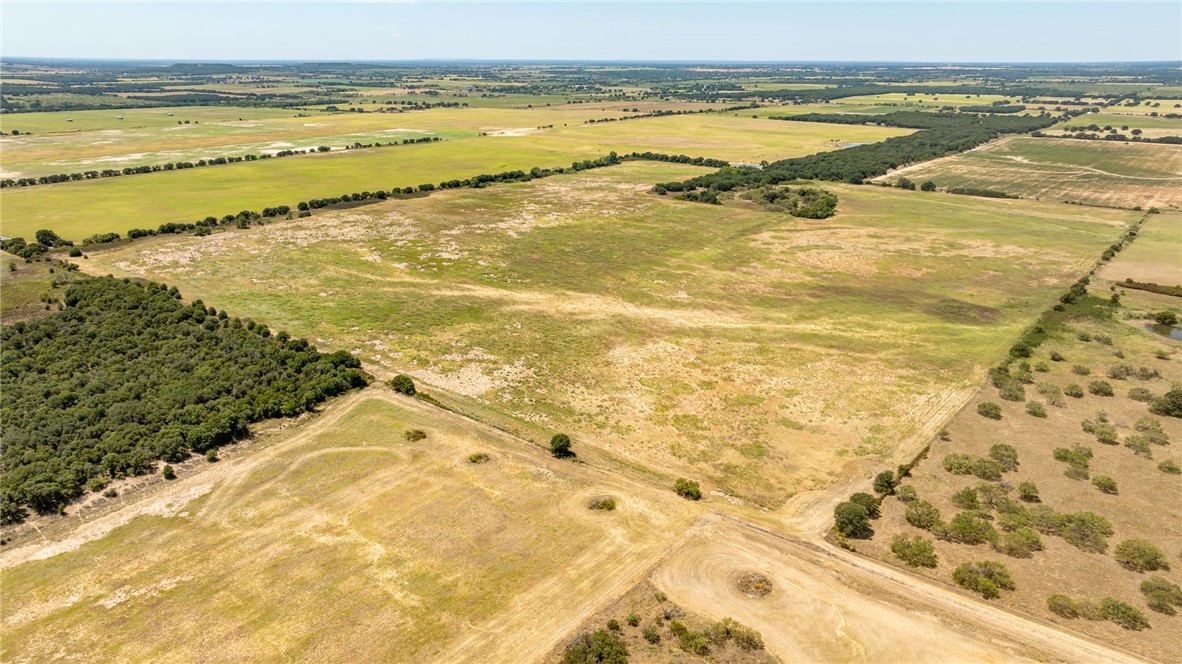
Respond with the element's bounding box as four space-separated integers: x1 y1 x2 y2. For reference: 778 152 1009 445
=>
0 276 369 521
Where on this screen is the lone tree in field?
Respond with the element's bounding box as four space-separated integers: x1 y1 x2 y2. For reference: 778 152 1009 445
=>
834 501 870 538
389 374 416 396
550 433 572 458
674 477 702 500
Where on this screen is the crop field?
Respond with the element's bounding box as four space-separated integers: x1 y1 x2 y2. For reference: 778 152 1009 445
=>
879 137 1182 209
0 392 703 662
80 162 1135 507
1097 212 1182 285
829 92 1021 108
854 303 1182 662
0 115 912 240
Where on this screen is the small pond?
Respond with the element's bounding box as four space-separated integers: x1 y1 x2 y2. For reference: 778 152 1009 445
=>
1144 322 1182 341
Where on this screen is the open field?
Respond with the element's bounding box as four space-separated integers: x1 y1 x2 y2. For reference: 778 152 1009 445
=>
1047 112 1182 140
0 391 703 663
79 162 1136 507
878 136 1182 209
830 92 1022 108
1097 211 1182 285
0 116 912 239
854 301 1182 662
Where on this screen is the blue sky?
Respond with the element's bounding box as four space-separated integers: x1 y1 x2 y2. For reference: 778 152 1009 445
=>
2 2 1179 62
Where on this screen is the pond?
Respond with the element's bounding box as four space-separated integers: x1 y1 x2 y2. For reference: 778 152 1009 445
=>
1144 322 1182 341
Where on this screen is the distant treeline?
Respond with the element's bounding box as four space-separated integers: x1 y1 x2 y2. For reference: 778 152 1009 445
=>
583 103 760 124
1120 279 1182 298
0 276 369 521
1031 131 1182 145
675 84 1112 104
0 137 443 189
660 112 1059 191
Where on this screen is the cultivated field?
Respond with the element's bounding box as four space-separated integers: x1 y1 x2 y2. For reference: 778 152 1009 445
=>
81 162 1136 507
0 114 911 240
879 136 1182 209
0 391 703 663
1097 211 1182 285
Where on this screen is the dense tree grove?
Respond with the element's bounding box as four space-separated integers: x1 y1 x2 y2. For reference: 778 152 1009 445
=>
0 277 368 519
662 112 1058 191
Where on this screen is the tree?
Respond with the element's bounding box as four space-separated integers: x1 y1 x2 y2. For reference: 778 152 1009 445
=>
873 470 896 495
550 433 573 458
1149 387 1182 418
162 465 176 480
1154 310 1178 326
849 492 880 518
834 501 870 538
891 533 938 567
1114 539 1170 572
977 402 1002 419
904 500 941 530
563 630 628 664
674 478 701 500
953 561 1014 599
920 180 937 192
388 374 416 395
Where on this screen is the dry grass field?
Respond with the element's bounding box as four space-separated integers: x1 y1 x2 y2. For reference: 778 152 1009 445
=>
878 136 1182 209
1096 211 1182 285
79 162 1136 508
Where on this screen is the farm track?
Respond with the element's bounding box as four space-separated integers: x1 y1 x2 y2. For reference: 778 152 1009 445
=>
1 384 1156 663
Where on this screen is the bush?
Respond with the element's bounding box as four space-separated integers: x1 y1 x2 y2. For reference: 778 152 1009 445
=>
1050 351 1065 362
993 526 1044 558
1047 594 1079 619
849 492 880 518
161 464 176 480
972 458 1004 481
1015 391 1046 413
1107 363 1134 380
1158 459 1181 474
896 484 918 502
953 561 1014 599
1065 384 1084 398
873 470 896 495
1114 539 1170 572
943 453 975 475
1092 475 1118 494
1135 416 1170 444
904 500 941 530
1087 380 1114 396
1018 481 1040 502
1141 576 1182 615
1124 435 1152 458
952 487 980 510
977 402 1002 419
388 374 416 395
938 511 996 545
835 501 871 537
467 452 490 464
891 533 938 568
1072 364 1091 376
674 478 701 500
205 449 219 462
989 444 1019 472
625 613 640 627
1100 598 1150 631
563 630 629 664
1154 310 1178 326
588 496 617 511
1060 512 1113 553
642 626 660 644
1149 387 1182 418
550 433 573 458
403 429 426 442
704 618 764 651
606 619 620 631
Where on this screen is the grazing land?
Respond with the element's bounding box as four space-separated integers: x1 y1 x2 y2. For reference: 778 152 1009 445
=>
1096 211 1182 286
878 137 1182 209
82 162 1136 507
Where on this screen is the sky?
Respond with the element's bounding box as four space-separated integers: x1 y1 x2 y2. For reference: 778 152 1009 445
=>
1 1 1180 63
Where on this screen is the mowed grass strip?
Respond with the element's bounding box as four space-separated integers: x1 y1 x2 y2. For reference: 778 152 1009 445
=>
0 114 911 240
83 162 1136 506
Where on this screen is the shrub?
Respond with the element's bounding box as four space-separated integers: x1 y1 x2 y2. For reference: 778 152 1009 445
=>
1158 459 1181 474
587 496 617 511
1149 387 1182 417
161 464 176 480
704 618 764 650
388 374 416 395
606 619 620 631
563 630 629 664
1071 364 1091 376
625 613 640 627
1135 366 1161 380
1141 576 1182 615
642 626 660 644
952 487 980 510
1114 539 1170 572
953 561 1014 599
467 452 491 464
102 488 118 499
976 402 1002 419
972 459 1003 481
1018 482 1040 503
989 444 1019 472
205 449 219 462
1065 384 1084 398
1088 380 1114 396
1060 511 1113 553
873 470 896 495
993 526 1044 558
904 500 941 530
1124 435 1152 458
1092 421 1118 445
550 433 573 457
938 512 997 545
1154 310 1178 326
998 380 1026 402
1025 401 1047 418
1100 598 1149 631
834 501 870 537
975 482 1010 508
1107 363 1134 380
891 533 938 568
943 453 976 475
1050 351 1065 362
1091 476 1118 494
1034 361 1049 373
1037 383 1064 407
1047 595 1079 619
403 429 426 442
895 484 918 502
674 478 701 500
849 492 880 518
